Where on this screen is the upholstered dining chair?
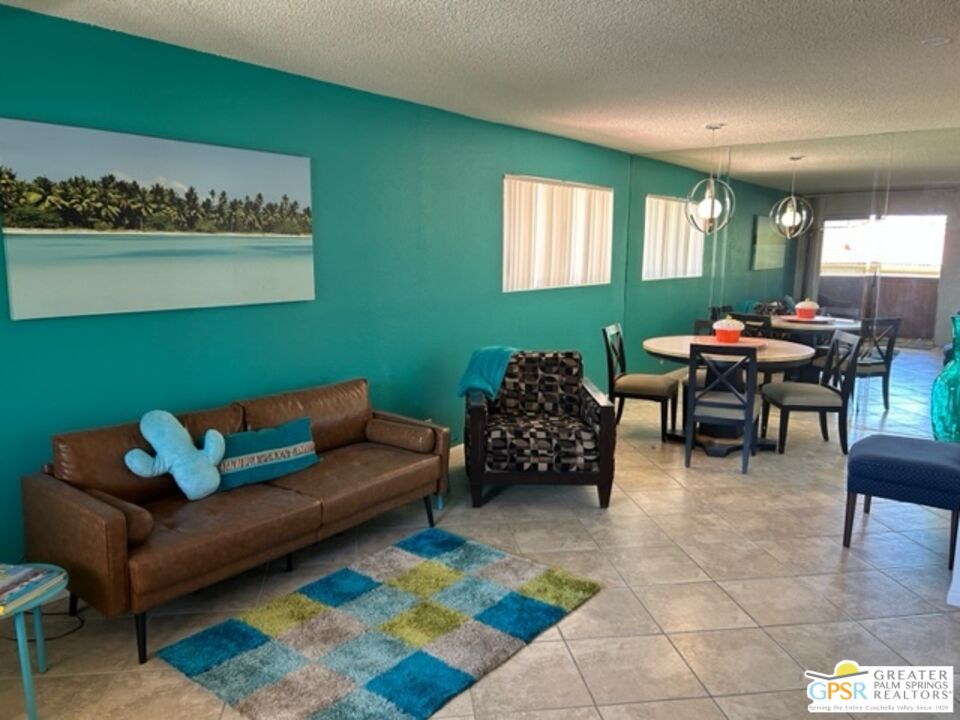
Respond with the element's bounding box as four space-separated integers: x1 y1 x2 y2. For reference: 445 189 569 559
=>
602 324 678 440
464 350 616 508
856 317 900 410
761 330 863 454
666 320 713 430
684 343 760 474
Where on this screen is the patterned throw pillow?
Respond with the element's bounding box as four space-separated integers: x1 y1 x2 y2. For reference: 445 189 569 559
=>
219 417 319 491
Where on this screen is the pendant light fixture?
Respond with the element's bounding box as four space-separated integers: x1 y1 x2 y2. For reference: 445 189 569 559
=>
770 155 814 238
686 123 735 234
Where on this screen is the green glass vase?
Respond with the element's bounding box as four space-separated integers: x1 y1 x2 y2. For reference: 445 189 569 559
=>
932 314 960 442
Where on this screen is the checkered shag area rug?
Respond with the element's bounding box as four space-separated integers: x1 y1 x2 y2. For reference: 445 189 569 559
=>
158 528 601 719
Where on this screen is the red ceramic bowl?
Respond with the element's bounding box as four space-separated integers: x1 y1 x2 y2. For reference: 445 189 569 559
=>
714 328 742 343
797 307 817 320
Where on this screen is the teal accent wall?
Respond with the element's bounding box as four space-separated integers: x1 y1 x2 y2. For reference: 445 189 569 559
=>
624 156 795 373
0 6 793 559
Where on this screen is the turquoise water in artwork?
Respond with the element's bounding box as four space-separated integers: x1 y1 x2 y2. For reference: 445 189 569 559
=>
3 232 315 319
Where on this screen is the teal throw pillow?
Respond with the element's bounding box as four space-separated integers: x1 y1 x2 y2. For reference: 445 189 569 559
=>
219 416 319 491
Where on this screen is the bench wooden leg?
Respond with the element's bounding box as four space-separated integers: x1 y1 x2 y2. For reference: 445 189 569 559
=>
843 491 857 548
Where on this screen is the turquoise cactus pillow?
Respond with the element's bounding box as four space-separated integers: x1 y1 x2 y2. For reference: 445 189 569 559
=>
124 410 225 501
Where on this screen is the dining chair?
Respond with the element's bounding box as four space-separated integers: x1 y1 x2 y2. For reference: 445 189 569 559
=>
761 330 863 454
856 317 900 410
730 312 772 338
666 320 713 430
684 343 760 474
709 305 733 321
602 323 678 440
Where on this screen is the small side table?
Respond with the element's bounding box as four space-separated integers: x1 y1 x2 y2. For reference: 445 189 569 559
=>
3 564 69 720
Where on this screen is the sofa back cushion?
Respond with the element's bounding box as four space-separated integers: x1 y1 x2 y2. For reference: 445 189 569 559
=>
492 351 584 417
240 379 371 453
52 404 244 504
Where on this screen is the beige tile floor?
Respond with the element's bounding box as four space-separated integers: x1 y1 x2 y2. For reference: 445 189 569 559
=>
2 349 958 719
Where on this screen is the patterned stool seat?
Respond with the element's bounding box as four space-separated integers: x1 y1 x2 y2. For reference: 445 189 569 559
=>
485 413 598 473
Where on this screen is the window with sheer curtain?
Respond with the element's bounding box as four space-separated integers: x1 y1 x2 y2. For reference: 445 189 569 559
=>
502 175 613 292
642 194 704 281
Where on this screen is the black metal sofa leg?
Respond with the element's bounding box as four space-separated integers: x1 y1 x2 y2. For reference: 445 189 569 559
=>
135 612 147 664
423 496 435 527
68 592 78 617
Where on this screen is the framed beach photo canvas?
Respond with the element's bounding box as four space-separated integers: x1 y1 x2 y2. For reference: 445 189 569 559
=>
752 215 786 270
0 117 314 320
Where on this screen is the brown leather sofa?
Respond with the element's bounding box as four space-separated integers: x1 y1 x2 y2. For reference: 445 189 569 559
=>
21 379 450 663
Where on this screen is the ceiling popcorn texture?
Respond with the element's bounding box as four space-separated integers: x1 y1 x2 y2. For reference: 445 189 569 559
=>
7 0 960 191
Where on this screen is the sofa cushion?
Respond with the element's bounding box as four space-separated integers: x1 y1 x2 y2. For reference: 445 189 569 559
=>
492 352 584 417
219 417 319 491
270 443 440 523
240 380 371 453
129 484 322 597
365 418 435 453
485 414 599 473
52 404 244 504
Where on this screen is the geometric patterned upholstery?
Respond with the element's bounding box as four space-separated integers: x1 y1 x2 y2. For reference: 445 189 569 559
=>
490 351 583 417
473 351 603 474
484 413 599 473
847 434 960 511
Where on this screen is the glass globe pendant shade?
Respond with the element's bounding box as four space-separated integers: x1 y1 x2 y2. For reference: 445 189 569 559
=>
770 193 814 239
686 177 735 233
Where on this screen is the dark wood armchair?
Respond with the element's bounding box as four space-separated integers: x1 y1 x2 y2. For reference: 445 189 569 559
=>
464 351 616 508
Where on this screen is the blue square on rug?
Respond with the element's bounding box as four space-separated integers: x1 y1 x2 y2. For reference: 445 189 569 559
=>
395 528 466 558
314 687 413 720
321 630 415 684
158 618 269 677
301 568 380 606
435 540 505 573
433 575 510 616
365 651 473 718
475 591 567 642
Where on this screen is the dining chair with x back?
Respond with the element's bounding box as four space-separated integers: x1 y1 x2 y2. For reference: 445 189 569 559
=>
684 343 760 474
761 330 863 454
602 323 679 440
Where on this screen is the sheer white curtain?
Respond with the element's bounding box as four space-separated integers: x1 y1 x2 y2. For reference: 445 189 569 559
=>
642 195 704 280
503 176 613 292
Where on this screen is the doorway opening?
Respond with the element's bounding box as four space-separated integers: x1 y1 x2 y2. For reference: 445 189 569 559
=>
817 214 947 343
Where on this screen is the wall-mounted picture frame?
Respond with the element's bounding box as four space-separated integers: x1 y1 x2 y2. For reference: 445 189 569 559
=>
752 215 786 270
0 117 314 320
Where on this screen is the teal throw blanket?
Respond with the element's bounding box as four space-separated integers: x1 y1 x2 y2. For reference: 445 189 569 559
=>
457 346 517 398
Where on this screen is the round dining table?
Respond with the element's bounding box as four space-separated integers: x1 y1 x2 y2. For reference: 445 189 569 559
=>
642 335 815 457
769 315 861 334
643 335 815 370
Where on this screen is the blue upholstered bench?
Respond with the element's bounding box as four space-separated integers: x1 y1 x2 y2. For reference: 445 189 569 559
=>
844 434 960 570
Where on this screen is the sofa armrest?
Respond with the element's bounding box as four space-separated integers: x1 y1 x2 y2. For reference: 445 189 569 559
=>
21 473 129 617
371 411 451 494
580 378 616 467
465 391 489 480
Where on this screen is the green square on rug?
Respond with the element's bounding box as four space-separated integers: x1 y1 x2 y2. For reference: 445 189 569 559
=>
159 527 601 719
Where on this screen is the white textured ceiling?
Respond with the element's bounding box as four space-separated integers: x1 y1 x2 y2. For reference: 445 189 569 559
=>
6 0 960 191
